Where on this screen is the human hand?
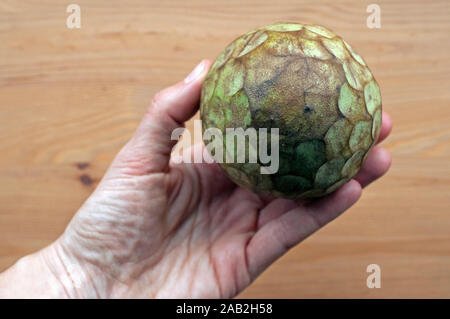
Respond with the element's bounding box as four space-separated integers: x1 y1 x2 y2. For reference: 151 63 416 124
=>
0 60 392 298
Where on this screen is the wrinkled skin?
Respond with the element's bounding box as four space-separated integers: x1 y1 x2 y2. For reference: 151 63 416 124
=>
201 23 382 199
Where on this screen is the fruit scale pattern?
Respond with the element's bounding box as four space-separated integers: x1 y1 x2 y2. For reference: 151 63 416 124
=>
200 23 382 199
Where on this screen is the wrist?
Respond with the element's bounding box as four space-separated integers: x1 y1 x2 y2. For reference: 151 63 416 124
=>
0 241 108 298
0 246 69 298
40 240 111 298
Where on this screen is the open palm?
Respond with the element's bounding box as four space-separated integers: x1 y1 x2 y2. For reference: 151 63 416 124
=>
46 60 391 298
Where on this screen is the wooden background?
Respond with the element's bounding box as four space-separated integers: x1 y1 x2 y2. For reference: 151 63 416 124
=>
0 0 449 298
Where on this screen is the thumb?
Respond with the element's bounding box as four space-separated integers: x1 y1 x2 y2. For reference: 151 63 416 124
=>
111 60 211 175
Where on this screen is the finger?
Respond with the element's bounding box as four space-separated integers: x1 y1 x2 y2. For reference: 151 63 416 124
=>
304 179 362 223
354 146 391 187
257 198 298 229
377 111 392 144
112 60 211 175
246 180 361 279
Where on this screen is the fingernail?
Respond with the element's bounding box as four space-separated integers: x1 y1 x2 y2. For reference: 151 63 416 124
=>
184 61 205 83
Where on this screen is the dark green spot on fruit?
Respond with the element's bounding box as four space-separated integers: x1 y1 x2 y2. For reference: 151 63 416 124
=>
273 175 312 194
291 140 327 179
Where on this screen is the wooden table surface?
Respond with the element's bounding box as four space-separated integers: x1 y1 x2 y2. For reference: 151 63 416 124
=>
1 0 449 298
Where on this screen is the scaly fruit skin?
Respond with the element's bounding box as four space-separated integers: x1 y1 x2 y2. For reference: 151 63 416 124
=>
200 23 382 199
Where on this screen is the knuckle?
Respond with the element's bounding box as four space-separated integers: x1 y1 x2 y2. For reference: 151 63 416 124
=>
151 90 166 109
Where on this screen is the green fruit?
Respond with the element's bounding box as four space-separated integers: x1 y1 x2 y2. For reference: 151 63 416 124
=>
200 23 382 199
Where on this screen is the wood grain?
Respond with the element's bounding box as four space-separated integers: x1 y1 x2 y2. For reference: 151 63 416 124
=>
0 0 449 298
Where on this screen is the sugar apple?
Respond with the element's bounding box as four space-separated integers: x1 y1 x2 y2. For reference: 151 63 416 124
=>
200 23 382 199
